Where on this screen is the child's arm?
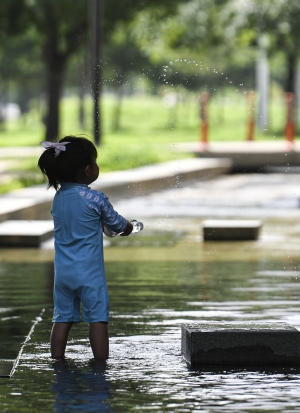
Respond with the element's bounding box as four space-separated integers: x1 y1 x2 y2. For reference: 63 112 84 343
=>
119 220 133 236
86 190 133 236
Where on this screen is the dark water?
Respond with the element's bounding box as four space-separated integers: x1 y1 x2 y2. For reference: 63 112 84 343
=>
1 251 300 412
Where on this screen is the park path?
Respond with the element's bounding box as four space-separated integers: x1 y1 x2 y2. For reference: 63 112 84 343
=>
113 170 300 219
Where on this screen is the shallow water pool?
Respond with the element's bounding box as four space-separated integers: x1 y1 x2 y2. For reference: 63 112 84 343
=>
0 219 300 412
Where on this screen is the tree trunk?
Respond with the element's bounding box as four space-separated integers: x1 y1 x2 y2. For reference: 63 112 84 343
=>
286 53 296 93
90 0 103 145
0 86 8 130
45 59 66 141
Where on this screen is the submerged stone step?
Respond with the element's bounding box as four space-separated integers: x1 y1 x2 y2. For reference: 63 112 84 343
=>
0 360 15 378
202 219 262 241
182 321 300 366
0 220 54 247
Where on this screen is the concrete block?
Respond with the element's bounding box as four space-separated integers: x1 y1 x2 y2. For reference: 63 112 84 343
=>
182 321 300 365
202 219 262 241
0 220 54 247
0 360 14 378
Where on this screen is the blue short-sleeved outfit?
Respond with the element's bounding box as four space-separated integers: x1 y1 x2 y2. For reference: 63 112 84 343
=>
51 182 127 323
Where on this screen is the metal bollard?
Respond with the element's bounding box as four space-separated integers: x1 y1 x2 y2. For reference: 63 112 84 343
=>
246 91 255 141
200 92 209 145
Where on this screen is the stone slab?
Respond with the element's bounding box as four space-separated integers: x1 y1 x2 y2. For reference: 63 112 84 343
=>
0 185 54 223
0 220 54 247
202 219 262 241
0 360 14 378
181 321 300 366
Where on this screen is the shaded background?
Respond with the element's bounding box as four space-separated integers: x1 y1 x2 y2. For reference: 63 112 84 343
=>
0 0 298 193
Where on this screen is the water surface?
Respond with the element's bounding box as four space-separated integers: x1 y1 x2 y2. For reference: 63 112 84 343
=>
0 235 300 412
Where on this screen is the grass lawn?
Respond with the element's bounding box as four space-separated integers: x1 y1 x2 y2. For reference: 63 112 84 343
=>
0 90 293 193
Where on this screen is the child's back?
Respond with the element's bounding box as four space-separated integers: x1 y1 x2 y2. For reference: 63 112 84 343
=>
52 182 126 275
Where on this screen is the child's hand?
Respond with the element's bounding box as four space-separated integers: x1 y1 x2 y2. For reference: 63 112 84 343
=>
119 220 133 236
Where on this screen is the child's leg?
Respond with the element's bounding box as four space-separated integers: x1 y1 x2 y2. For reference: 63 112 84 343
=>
89 322 109 360
50 322 73 358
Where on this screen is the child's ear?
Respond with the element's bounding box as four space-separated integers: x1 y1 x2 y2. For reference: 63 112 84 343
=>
85 165 91 177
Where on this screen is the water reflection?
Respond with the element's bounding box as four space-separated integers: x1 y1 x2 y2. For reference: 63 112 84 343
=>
1 244 300 411
51 359 113 413
0 262 53 366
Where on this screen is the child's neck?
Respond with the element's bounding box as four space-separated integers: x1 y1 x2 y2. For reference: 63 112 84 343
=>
75 169 90 185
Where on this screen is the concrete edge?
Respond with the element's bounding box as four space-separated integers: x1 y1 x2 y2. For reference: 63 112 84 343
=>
92 158 232 198
0 157 232 221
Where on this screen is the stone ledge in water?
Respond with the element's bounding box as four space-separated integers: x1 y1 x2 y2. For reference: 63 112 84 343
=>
0 220 54 247
0 359 14 378
181 321 300 365
202 219 262 241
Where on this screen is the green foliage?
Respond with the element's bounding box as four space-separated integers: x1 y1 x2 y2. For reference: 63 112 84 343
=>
103 0 186 38
0 31 44 112
26 0 88 54
132 1 235 61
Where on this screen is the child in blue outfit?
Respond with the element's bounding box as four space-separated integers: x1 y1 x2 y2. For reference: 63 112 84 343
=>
38 136 134 360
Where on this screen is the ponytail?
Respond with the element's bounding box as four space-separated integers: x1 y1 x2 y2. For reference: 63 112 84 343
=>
38 136 97 191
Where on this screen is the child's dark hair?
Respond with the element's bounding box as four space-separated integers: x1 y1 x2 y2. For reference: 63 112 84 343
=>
38 136 98 190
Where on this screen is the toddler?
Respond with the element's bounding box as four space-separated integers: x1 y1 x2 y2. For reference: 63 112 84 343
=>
38 136 134 360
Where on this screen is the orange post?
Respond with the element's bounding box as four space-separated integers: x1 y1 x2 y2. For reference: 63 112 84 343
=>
246 91 255 141
200 92 209 144
285 92 295 144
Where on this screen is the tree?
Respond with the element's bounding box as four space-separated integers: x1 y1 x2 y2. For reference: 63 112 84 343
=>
0 30 43 114
261 0 300 93
226 0 300 93
103 23 151 131
0 0 30 123
129 0 252 92
26 0 88 141
102 0 190 131
0 0 189 141
131 0 233 60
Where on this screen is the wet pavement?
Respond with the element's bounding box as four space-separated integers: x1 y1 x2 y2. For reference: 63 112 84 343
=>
111 170 300 219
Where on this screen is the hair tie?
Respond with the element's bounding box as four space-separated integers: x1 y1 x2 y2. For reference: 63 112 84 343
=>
40 141 71 157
